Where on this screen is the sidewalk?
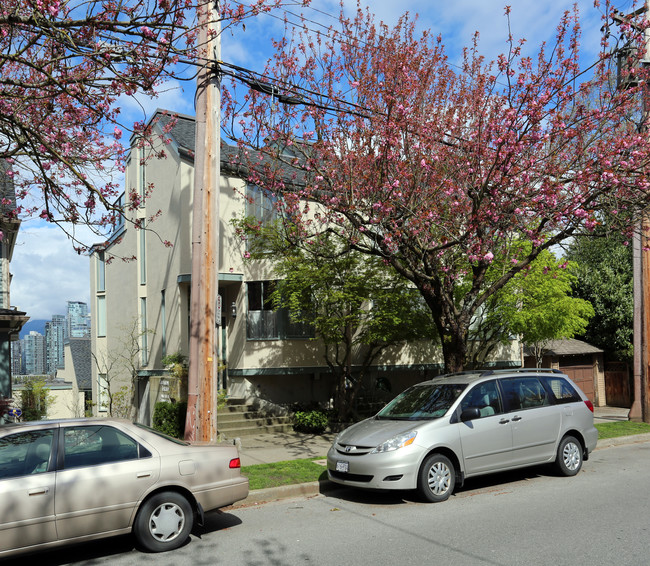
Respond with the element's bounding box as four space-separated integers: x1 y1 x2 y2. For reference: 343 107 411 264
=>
593 405 629 424
236 430 335 467
230 406 641 508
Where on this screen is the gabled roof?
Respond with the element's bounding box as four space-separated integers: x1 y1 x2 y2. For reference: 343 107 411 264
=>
524 338 603 357
153 110 307 187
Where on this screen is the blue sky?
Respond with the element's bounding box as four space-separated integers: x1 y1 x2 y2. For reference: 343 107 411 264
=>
9 0 641 321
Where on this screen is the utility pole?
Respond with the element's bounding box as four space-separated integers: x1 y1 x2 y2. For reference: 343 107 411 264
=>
185 0 220 441
626 0 650 422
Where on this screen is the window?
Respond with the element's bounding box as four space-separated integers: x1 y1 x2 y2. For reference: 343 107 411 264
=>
246 184 278 225
246 281 313 340
500 377 550 411
63 425 142 469
112 192 126 235
161 289 167 359
139 150 146 208
377 383 467 420
460 380 502 417
97 374 109 413
96 250 106 292
0 429 54 479
541 376 581 404
96 296 107 337
140 298 148 366
246 184 280 253
247 281 277 339
139 229 146 285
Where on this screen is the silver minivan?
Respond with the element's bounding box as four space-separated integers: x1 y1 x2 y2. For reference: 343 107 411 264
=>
327 369 598 502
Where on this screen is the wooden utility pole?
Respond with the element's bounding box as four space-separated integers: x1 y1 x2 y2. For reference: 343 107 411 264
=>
629 0 650 422
185 0 220 441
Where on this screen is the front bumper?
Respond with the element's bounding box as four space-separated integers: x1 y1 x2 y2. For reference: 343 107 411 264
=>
326 443 423 491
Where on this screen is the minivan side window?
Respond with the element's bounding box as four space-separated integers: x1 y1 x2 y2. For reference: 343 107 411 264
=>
500 377 550 412
459 380 502 417
540 376 581 404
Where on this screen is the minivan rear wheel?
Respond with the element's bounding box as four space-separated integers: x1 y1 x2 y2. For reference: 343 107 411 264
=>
417 454 455 503
555 435 583 476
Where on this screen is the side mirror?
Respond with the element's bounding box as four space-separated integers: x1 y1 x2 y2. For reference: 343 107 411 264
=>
461 408 481 422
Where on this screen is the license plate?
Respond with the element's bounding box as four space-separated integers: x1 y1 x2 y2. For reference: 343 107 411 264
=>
336 460 349 473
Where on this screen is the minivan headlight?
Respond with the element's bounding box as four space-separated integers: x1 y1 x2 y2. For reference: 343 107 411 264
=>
371 431 417 454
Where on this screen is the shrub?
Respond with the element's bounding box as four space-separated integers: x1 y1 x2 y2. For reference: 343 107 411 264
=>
293 409 329 434
152 401 187 439
18 377 53 421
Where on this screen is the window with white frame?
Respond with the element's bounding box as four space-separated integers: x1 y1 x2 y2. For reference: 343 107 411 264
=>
140 297 148 366
98 374 109 413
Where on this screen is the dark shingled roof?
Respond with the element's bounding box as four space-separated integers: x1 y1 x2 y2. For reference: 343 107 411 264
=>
524 339 603 357
68 337 92 391
153 110 307 187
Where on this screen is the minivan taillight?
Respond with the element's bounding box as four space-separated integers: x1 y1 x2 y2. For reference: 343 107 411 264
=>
229 458 241 469
584 400 594 413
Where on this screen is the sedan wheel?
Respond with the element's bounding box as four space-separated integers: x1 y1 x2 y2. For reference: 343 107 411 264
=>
134 491 194 552
417 454 455 503
555 435 583 477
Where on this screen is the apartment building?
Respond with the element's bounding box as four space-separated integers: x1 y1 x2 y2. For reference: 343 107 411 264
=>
89 110 520 421
0 160 29 399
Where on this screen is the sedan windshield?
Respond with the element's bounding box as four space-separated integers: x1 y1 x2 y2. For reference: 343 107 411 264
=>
377 383 467 420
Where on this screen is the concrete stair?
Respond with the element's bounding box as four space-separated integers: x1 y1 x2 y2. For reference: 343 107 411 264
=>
217 399 293 439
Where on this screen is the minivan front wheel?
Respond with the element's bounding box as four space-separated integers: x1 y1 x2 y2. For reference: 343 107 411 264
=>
417 454 455 503
555 435 583 477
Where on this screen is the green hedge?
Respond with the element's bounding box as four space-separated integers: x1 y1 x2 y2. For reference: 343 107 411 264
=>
152 401 187 439
293 409 329 434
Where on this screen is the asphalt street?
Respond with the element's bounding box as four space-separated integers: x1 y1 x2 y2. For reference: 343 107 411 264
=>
25 438 650 566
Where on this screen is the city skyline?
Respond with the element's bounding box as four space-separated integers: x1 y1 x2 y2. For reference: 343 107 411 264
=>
12 301 91 377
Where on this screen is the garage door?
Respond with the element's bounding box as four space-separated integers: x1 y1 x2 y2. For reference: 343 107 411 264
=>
560 365 595 402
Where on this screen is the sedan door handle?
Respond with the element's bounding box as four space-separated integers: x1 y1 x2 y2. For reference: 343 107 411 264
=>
28 487 49 496
511 416 522 422
499 419 510 425
137 471 152 478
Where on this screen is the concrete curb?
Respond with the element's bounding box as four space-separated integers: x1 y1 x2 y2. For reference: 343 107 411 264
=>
593 432 650 450
230 433 650 509
232 481 323 508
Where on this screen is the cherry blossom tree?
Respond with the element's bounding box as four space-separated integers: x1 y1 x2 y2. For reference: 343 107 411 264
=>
222 1 650 372
0 0 309 248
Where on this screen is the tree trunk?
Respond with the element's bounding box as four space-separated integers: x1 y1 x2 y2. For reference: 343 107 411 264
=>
440 328 469 373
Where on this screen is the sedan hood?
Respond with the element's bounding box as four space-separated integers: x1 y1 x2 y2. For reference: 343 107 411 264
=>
337 418 421 448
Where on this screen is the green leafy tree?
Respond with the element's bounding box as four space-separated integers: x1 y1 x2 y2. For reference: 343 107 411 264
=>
497 250 594 367
18 377 54 421
565 233 633 363
242 223 437 420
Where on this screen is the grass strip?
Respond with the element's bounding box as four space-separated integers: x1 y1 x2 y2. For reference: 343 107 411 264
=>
242 458 327 491
595 420 650 439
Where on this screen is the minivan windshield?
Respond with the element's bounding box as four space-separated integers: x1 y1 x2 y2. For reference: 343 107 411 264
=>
376 383 467 420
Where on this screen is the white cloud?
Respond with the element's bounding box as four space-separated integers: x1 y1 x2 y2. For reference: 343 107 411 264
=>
10 221 92 321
